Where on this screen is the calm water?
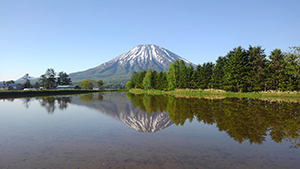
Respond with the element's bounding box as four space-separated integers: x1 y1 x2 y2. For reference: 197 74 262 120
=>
0 92 300 169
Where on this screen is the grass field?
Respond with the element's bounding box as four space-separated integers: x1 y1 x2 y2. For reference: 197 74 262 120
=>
129 89 300 102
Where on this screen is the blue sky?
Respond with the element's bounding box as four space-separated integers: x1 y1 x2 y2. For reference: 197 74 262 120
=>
1 0 299 81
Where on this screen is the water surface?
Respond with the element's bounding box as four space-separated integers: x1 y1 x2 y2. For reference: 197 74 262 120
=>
0 92 299 169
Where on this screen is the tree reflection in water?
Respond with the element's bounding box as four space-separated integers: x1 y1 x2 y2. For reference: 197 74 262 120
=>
39 96 72 114
126 93 300 148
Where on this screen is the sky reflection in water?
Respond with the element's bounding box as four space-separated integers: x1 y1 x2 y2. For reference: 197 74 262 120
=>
0 92 299 169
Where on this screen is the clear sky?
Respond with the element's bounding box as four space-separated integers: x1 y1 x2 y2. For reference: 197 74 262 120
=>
1 0 299 81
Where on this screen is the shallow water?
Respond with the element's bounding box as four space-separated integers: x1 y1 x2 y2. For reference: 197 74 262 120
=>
0 92 299 169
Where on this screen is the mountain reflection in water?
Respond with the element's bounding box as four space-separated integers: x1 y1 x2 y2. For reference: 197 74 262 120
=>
72 92 174 132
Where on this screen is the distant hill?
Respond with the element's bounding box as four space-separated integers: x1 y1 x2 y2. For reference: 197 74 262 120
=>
15 76 39 82
69 44 195 83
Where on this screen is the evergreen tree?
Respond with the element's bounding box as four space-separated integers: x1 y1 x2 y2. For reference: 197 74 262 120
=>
97 80 104 90
167 60 179 90
156 71 168 90
135 71 146 89
284 46 300 90
211 56 226 89
143 68 152 90
57 71 72 85
246 46 267 92
222 46 249 92
177 60 187 88
266 49 286 90
186 63 194 89
130 71 139 88
151 70 158 89
22 73 31 88
190 65 202 89
40 68 56 89
198 62 214 89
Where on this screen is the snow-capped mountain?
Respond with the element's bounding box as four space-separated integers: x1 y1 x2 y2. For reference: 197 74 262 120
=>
69 44 195 82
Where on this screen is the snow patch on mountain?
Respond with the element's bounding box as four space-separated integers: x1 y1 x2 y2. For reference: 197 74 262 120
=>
101 44 192 68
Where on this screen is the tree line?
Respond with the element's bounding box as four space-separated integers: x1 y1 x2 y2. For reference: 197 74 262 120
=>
14 68 73 89
127 46 300 92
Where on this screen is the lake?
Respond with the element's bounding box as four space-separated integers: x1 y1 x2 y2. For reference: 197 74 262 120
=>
0 92 299 169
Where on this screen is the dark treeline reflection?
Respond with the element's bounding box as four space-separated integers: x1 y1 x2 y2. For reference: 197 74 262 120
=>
39 96 72 113
39 93 104 113
126 93 300 148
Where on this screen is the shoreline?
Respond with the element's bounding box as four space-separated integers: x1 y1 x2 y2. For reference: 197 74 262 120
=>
0 89 127 99
129 89 300 102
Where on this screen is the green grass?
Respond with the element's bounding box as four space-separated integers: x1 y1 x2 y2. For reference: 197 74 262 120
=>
129 89 300 102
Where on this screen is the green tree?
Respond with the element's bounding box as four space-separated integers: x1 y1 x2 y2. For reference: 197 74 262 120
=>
34 82 40 89
284 46 300 90
151 70 158 89
97 80 104 90
246 46 267 92
211 56 226 89
198 62 214 89
265 49 286 90
177 60 187 88
186 63 194 89
190 65 201 89
157 71 168 90
136 71 146 89
6 80 15 84
130 71 139 88
79 79 93 89
57 71 72 85
22 73 31 88
40 68 56 89
143 68 152 90
223 46 249 92
126 81 133 89
167 60 179 90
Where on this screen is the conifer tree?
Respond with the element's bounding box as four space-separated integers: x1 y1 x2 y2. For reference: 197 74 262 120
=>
143 68 152 90
167 60 179 90
211 56 226 89
151 70 158 89
136 71 146 89
284 46 300 90
130 71 139 88
198 62 214 89
266 49 286 90
222 46 249 92
177 60 187 88
186 63 194 89
190 65 201 89
246 46 267 92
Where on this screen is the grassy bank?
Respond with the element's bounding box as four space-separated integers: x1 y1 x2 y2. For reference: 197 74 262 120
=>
0 89 127 99
129 89 300 102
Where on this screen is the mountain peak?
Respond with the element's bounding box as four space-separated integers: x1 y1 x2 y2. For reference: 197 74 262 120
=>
115 44 191 67
70 44 195 82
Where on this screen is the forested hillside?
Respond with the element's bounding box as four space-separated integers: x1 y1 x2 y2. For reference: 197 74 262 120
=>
127 46 300 92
